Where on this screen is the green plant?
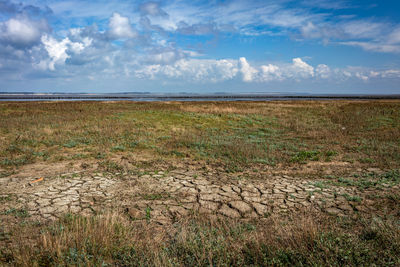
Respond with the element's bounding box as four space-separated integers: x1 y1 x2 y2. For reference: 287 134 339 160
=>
291 150 320 163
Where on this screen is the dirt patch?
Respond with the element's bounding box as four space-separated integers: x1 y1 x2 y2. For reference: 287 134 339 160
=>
2 168 396 225
4 160 99 182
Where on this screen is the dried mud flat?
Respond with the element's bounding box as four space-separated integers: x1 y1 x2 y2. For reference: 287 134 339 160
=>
1 168 397 225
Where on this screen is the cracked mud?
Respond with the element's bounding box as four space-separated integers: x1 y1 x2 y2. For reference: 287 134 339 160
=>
1 169 396 224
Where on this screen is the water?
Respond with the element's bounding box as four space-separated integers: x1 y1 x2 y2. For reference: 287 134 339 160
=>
0 94 399 102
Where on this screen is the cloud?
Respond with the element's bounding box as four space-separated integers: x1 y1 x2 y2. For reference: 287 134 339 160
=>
0 16 49 48
135 58 238 82
0 0 53 17
239 57 258 82
300 0 351 10
291 58 314 78
134 57 351 83
108 13 136 39
177 21 217 35
260 64 281 81
316 64 330 79
388 27 400 44
140 2 168 17
342 20 387 39
340 41 400 53
40 34 92 70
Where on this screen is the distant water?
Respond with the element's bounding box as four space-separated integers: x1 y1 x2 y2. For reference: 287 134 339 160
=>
0 97 322 102
1 94 399 102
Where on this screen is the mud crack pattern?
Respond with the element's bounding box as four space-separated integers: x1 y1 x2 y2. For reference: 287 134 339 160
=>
1 170 395 224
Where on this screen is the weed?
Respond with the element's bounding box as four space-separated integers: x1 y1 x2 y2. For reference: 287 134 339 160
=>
63 140 78 148
98 160 124 172
4 208 29 218
311 181 327 189
341 193 362 202
0 195 12 202
291 150 320 163
111 145 126 152
145 207 151 222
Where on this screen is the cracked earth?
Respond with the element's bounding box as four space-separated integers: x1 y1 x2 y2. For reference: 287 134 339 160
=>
1 169 397 224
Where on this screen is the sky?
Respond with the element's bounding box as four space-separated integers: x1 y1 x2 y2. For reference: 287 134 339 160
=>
1 0 400 94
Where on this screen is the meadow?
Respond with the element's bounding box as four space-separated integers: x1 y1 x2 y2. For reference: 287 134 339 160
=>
1 100 399 266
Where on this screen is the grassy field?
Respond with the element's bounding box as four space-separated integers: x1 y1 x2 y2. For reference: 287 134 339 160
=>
1 100 400 266
1 100 399 173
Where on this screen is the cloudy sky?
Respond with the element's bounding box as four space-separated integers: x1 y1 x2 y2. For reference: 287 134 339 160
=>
1 0 400 94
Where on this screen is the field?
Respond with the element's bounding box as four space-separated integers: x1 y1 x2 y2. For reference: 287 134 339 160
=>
1 100 400 266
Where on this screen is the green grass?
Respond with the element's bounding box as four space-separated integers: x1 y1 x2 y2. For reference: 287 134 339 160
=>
291 150 320 163
341 193 362 202
3 208 29 218
325 170 400 190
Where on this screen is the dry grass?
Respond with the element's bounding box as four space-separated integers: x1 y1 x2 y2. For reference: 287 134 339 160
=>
1 100 400 266
2 211 399 266
1 100 399 175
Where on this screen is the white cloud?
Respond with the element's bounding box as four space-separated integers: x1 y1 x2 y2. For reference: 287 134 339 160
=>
41 35 70 70
40 34 91 70
133 56 400 84
340 41 400 53
355 72 368 81
260 64 282 81
316 64 330 79
140 2 168 17
291 58 314 78
388 27 400 44
380 69 400 78
239 57 258 82
135 58 238 82
342 20 390 40
108 13 136 39
0 16 49 47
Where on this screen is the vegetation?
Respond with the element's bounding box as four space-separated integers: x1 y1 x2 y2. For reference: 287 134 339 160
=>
1 212 399 266
1 100 400 266
1 101 399 173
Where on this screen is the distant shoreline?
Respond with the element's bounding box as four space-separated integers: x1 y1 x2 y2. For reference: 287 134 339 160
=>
1 93 400 101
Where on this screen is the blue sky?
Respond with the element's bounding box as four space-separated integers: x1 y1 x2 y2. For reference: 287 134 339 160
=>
1 0 400 94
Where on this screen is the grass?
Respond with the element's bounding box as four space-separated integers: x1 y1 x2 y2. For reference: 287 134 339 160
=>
1 212 399 266
142 193 171 200
1 101 399 172
1 100 400 266
3 208 29 218
324 169 400 191
341 193 362 202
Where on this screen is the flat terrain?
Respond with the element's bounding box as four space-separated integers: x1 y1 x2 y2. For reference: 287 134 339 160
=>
1 100 399 266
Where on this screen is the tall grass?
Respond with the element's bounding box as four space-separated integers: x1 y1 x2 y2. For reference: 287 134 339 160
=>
3 211 399 266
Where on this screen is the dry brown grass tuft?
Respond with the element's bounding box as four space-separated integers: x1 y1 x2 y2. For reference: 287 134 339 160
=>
4 210 399 266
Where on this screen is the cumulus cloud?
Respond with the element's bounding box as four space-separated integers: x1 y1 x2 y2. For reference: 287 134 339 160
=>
40 34 92 70
0 16 49 48
260 64 281 81
239 57 258 82
135 58 238 82
316 64 330 79
108 13 136 39
291 58 314 78
134 57 353 83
